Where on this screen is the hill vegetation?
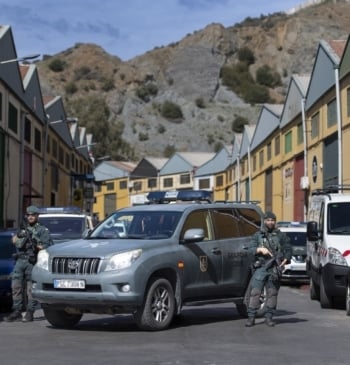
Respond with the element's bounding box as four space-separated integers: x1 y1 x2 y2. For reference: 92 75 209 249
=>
36 0 350 161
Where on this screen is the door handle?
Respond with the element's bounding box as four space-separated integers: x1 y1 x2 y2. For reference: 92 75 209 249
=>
211 247 221 255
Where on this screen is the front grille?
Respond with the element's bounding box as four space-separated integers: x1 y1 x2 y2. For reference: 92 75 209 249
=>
51 257 101 274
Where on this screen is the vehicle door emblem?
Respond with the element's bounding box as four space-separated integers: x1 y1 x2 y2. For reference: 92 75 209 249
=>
200 256 208 272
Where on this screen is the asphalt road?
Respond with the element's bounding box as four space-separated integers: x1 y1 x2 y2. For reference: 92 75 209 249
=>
0 285 349 365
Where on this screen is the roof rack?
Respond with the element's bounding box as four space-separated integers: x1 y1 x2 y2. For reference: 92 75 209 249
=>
214 200 261 205
311 185 350 196
147 190 212 204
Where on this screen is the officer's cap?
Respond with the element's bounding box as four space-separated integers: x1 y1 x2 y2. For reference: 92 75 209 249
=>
26 205 40 215
264 211 276 220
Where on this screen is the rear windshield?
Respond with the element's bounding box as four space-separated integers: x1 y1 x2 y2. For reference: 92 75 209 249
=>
39 217 85 240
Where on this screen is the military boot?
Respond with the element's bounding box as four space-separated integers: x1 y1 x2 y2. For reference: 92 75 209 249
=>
245 317 255 327
22 311 34 322
4 311 22 322
265 317 276 327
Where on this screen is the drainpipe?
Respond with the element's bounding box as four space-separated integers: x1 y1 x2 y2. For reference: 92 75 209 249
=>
18 111 25 226
301 97 308 221
237 153 241 201
334 66 342 192
247 146 251 201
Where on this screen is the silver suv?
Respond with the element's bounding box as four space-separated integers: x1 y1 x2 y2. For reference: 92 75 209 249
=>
32 191 263 330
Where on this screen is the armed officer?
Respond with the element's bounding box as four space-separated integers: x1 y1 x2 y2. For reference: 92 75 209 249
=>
245 211 292 327
4 205 51 322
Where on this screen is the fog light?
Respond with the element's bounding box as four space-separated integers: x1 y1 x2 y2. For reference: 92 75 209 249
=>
121 284 131 293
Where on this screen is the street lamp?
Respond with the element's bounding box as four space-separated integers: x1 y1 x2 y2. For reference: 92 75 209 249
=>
0 54 40 64
49 117 78 125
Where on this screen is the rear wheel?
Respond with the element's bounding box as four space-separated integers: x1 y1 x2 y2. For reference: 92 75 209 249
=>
320 275 333 308
134 277 175 331
43 306 82 328
310 277 320 301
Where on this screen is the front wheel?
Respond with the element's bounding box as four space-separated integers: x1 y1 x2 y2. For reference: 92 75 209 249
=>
134 277 175 331
43 307 82 328
310 277 320 301
346 283 350 316
320 275 333 308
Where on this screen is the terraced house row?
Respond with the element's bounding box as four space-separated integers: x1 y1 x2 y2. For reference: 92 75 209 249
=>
93 36 350 223
0 25 95 228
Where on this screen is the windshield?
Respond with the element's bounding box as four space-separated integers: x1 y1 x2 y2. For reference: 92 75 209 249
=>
90 211 182 239
39 217 85 240
284 231 306 246
328 202 350 234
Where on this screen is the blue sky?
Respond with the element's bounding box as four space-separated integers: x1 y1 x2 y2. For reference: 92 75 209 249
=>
1 0 304 61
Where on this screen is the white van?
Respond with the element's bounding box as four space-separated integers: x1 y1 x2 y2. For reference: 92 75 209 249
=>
306 189 350 313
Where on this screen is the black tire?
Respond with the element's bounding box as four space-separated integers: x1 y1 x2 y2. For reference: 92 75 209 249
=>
320 275 332 308
134 277 175 331
310 277 320 301
243 280 267 318
43 306 82 328
235 302 248 318
346 283 350 316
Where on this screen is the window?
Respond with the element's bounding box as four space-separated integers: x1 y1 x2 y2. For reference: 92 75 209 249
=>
133 181 142 191
119 180 127 190
180 210 213 241
297 123 303 145
65 152 70 169
347 88 350 117
216 175 223 187
106 182 114 191
275 135 280 156
267 142 272 161
34 128 41 152
148 178 157 189
52 139 58 159
311 112 319 139
24 117 31 143
327 99 337 128
163 178 173 188
199 178 210 189
253 155 256 172
180 173 190 185
0 92 2 121
212 209 240 238
259 150 264 168
51 163 59 191
284 131 292 154
8 102 18 133
58 146 64 164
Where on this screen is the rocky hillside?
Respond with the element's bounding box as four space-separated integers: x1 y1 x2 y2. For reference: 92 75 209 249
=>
36 1 350 160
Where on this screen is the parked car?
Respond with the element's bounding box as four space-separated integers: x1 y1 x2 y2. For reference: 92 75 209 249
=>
278 222 308 285
0 229 16 311
32 190 264 331
38 206 94 244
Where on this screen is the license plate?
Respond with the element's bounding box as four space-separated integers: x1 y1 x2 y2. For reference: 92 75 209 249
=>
53 279 85 289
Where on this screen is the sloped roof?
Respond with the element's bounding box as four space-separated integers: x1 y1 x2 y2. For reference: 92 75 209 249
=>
250 104 283 152
94 160 136 181
240 125 256 159
195 146 232 176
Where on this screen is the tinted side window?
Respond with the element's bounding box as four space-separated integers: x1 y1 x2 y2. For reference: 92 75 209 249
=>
236 207 261 236
211 209 240 239
181 210 213 241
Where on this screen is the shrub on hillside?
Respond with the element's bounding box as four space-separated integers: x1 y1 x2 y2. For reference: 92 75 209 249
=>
48 58 66 72
161 101 183 121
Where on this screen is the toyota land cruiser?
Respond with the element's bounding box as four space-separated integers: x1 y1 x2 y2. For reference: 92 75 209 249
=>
32 190 263 330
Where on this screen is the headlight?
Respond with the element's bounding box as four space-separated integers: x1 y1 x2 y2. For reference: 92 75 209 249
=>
36 249 49 271
328 247 347 266
105 249 142 271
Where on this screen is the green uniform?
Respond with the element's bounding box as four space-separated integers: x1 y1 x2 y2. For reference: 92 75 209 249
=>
11 222 51 313
247 228 292 319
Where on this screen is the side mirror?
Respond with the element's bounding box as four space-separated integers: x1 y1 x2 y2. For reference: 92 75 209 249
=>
307 221 319 241
182 228 205 243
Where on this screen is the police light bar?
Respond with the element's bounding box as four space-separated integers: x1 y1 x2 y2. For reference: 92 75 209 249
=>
147 190 212 203
38 206 82 214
